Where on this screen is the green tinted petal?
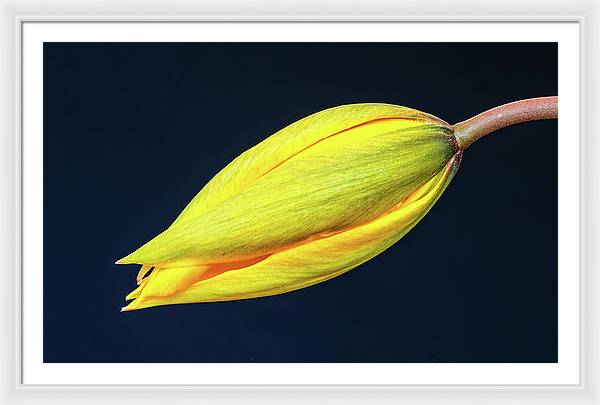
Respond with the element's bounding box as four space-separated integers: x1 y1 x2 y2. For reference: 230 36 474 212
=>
120 117 456 267
122 152 461 311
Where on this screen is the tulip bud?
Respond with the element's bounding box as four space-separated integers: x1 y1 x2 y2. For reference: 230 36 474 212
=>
118 104 462 311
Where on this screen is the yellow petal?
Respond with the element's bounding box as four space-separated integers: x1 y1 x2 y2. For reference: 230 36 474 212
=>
122 152 461 311
136 264 153 285
172 103 450 224
119 117 456 267
130 255 269 300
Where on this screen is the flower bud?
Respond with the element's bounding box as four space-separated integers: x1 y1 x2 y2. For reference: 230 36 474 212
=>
118 104 462 311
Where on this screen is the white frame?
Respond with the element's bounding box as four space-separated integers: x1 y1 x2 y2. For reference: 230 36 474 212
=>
2 0 599 404
20 20 580 387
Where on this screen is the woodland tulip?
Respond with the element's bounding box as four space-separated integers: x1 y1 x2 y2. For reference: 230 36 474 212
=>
118 98 557 311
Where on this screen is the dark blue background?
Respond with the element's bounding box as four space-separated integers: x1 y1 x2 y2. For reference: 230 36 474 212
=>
43 43 557 363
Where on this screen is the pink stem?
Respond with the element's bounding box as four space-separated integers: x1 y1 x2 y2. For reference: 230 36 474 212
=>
453 96 558 149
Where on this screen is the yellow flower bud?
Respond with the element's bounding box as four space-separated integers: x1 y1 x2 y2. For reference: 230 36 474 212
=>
118 103 462 311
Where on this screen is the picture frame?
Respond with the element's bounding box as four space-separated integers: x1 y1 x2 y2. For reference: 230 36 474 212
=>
1 0 598 403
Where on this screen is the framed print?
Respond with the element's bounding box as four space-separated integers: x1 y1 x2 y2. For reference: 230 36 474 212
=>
22 19 577 384
1 0 599 404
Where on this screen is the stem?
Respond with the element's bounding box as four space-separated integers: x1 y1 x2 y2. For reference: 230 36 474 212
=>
453 96 558 150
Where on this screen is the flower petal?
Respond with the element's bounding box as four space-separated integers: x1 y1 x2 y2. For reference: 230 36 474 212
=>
172 104 450 224
119 119 456 267
122 152 461 311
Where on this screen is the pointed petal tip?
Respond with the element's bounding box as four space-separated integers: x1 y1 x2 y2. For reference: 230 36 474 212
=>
122 296 143 311
115 255 133 265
